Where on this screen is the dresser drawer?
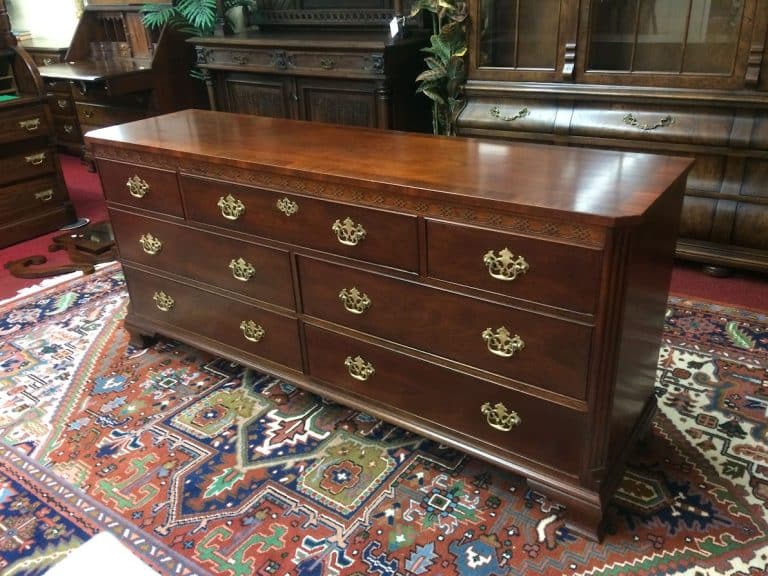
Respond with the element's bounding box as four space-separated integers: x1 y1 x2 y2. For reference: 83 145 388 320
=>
54 116 81 143
426 220 602 314
44 79 72 95
0 176 59 224
298 256 591 399
51 95 75 115
304 324 585 474
181 174 419 272
125 268 302 371
97 159 183 217
288 50 384 76
111 210 295 309
0 104 50 145
76 102 145 128
0 147 55 186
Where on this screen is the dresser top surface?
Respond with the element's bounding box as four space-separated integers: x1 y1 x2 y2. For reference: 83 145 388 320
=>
85 109 692 224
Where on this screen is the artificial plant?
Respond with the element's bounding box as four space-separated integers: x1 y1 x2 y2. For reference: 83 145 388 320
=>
409 0 468 136
142 0 254 38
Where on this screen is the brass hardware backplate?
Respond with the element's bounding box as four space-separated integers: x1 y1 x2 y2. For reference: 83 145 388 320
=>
218 194 246 220
153 291 174 312
489 106 530 122
18 118 41 131
623 113 675 131
482 327 524 358
345 355 375 381
139 233 162 255
229 257 256 282
25 152 46 166
276 197 299 216
126 175 149 198
332 217 366 246
34 189 53 202
483 248 529 281
481 402 521 432
240 320 265 343
339 287 372 314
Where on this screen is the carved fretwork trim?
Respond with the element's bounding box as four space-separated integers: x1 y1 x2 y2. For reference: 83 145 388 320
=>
92 145 605 247
259 9 395 27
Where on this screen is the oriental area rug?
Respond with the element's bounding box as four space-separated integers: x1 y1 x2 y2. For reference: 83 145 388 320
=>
0 264 766 576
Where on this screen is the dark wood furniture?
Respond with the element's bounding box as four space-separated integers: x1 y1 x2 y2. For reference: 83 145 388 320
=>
192 3 428 131
86 109 692 541
457 0 768 274
37 4 205 162
0 2 75 248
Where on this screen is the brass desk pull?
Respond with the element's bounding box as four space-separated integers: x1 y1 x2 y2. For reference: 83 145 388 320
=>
483 248 529 281
489 106 530 122
345 355 375 381
276 197 299 216
229 257 256 282
623 113 674 131
482 327 524 358
63 123 74 134
57 99 68 109
153 291 174 312
139 233 162 255
332 217 366 246
339 287 371 314
481 402 521 432
34 189 53 202
25 152 46 166
18 118 41 131
240 320 265 343
320 57 335 70
127 175 149 198
218 194 245 220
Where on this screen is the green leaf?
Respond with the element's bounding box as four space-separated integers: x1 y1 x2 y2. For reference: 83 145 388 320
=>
416 68 445 82
726 321 754 349
419 88 446 105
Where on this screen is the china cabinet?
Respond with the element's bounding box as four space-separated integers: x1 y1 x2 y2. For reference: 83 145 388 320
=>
458 0 768 273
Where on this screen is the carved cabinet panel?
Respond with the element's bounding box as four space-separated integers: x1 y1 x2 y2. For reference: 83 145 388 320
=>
224 73 293 119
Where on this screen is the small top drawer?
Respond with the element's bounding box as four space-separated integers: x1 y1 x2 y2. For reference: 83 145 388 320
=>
76 102 146 129
0 104 50 145
97 159 183 217
458 97 557 135
181 174 419 272
426 220 602 314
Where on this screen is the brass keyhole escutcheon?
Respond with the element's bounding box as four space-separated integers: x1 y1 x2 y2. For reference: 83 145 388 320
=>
276 197 299 216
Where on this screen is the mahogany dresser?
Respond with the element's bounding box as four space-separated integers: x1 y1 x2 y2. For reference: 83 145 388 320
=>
86 109 692 541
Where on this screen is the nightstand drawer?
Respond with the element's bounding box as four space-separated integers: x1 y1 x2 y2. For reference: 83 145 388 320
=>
305 324 586 474
426 220 603 314
97 159 183 217
110 210 295 310
181 174 419 272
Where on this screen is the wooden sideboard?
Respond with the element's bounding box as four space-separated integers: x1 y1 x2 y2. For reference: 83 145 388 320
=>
86 109 692 541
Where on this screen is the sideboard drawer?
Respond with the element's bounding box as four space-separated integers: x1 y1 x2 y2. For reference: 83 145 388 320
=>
0 147 54 186
298 256 591 399
426 220 602 313
97 159 183 217
111 210 295 309
0 104 50 144
304 324 586 474
181 174 419 272
125 268 302 371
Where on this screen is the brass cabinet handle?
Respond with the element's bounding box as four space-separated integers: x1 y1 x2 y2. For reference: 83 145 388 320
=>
139 233 162 255
481 402 521 432
232 54 249 65
276 197 299 216
34 189 53 202
240 320 265 343
57 99 68 109
345 355 375 381
339 287 372 315
126 175 149 198
42 57 53 66
229 257 256 282
153 291 174 312
319 56 335 70
483 248 529 281
482 327 524 358
84 110 94 119
489 106 530 122
18 118 41 131
63 123 74 134
332 217 366 246
25 152 46 166
623 113 675 131
218 194 246 220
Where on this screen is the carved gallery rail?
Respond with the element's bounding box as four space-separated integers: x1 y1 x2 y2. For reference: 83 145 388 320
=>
85 109 693 541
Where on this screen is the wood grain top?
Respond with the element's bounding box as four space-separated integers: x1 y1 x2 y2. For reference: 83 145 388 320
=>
85 109 693 225
39 59 151 82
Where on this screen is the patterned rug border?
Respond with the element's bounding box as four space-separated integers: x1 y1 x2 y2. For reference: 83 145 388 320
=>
669 292 768 319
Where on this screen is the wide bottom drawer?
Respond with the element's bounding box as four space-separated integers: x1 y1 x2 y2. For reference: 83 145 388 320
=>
125 267 302 371
304 324 586 474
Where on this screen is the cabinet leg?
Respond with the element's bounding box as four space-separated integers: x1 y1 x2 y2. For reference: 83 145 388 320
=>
526 478 604 542
128 330 156 349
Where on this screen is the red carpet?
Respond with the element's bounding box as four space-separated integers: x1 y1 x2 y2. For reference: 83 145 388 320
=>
0 153 766 308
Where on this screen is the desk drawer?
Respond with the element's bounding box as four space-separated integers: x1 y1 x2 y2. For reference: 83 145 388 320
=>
0 176 59 223
126 268 302 371
298 256 591 399
181 174 419 272
97 159 183 217
51 95 75 115
54 116 81 143
0 104 50 145
76 102 145 128
0 147 54 186
111 210 295 309
426 220 602 314
305 324 585 474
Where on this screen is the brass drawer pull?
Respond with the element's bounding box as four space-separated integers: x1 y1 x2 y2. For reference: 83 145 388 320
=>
232 54 249 65
489 106 530 122
276 197 299 216
25 152 46 166
483 248 529 281
34 189 54 202
126 175 149 198
42 57 54 66
139 233 162 255
623 113 675 131
482 327 524 358
229 257 256 282
18 118 41 131
84 109 94 119
481 402 521 432
339 287 371 315
218 194 245 220
240 320 265 343
57 99 68 109
319 56 335 70
345 355 375 381
63 123 74 134
332 217 366 246
153 291 174 312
